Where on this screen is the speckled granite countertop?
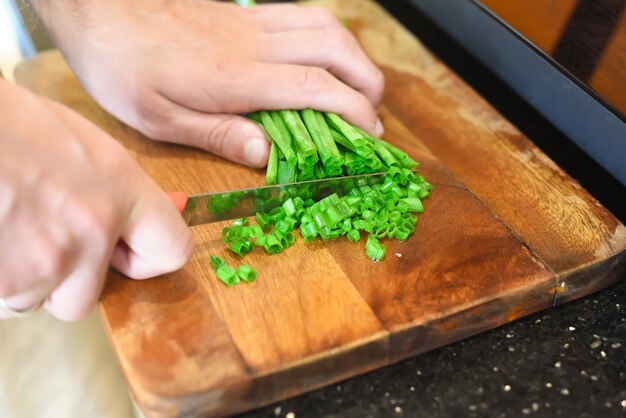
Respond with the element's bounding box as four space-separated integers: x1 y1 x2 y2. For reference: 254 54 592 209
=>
241 282 625 418
237 1 626 417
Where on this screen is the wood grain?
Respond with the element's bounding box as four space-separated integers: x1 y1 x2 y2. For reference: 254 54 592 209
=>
325 0 626 303
14 0 626 416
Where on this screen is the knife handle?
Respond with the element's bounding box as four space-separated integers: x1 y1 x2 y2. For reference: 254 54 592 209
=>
167 192 188 214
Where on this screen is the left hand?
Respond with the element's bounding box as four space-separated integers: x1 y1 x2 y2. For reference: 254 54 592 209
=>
33 0 385 168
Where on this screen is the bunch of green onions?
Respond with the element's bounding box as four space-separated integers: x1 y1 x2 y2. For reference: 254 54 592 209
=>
249 110 418 184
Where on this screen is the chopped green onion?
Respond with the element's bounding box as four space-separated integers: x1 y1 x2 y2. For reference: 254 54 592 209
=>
301 222 319 242
268 206 286 222
365 235 386 262
282 198 297 217
247 224 263 239
229 238 255 257
261 233 284 254
256 212 272 232
210 255 226 271
397 197 424 213
232 218 249 227
374 225 389 239
237 264 257 282
223 109 431 266
394 228 411 241
216 265 239 286
347 229 360 243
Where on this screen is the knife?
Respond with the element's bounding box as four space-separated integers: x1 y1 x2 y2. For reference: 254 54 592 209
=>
167 172 391 226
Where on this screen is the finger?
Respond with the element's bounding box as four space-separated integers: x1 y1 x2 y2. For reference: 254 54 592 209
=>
248 4 341 33
44 99 192 282
262 27 385 106
43 257 110 322
155 109 270 168
110 181 193 280
0 285 51 319
0 203 79 298
161 61 382 136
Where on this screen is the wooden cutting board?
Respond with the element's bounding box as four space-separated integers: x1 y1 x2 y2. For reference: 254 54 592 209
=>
14 0 626 416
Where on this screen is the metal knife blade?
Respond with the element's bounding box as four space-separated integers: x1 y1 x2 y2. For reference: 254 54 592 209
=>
181 172 390 226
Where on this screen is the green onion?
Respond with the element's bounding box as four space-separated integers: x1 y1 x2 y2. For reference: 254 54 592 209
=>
365 235 386 262
279 110 319 170
301 109 342 172
324 113 368 152
260 110 297 167
210 255 226 271
247 224 263 239
260 233 284 254
330 128 358 153
216 265 239 286
347 229 360 243
232 218 249 227
256 212 272 232
282 198 297 217
221 107 432 269
397 197 424 213
372 139 399 167
266 141 278 185
394 228 411 241
234 0 256 7
229 238 255 257
276 159 297 184
237 264 257 282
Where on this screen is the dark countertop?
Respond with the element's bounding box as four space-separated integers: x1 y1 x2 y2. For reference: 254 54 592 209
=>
238 1 626 417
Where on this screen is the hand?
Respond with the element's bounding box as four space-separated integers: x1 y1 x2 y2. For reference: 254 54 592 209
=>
33 0 385 168
0 80 192 321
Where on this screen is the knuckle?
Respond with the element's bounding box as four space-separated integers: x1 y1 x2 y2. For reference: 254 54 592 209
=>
36 242 69 280
134 94 174 141
326 27 355 52
307 6 338 26
300 67 330 92
205 118 239 156
85 216 116 250
372 68 385 99
212 58 244 81
62 204 117 256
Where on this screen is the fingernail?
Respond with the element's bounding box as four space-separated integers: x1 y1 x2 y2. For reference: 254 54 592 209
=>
374 118 384 137
243 137 268 167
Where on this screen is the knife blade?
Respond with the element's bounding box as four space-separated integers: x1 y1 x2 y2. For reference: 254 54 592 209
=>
171 172 391 227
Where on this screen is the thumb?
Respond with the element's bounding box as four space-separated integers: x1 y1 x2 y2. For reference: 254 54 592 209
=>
110 181 193 280
170 112 270 168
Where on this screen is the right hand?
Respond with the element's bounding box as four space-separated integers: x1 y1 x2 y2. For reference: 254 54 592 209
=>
0 80 193 321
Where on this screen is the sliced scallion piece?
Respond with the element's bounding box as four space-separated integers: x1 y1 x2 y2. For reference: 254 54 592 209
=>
216 265 239 286
210 255 226 271
365 235 386 262
237 264 257 282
